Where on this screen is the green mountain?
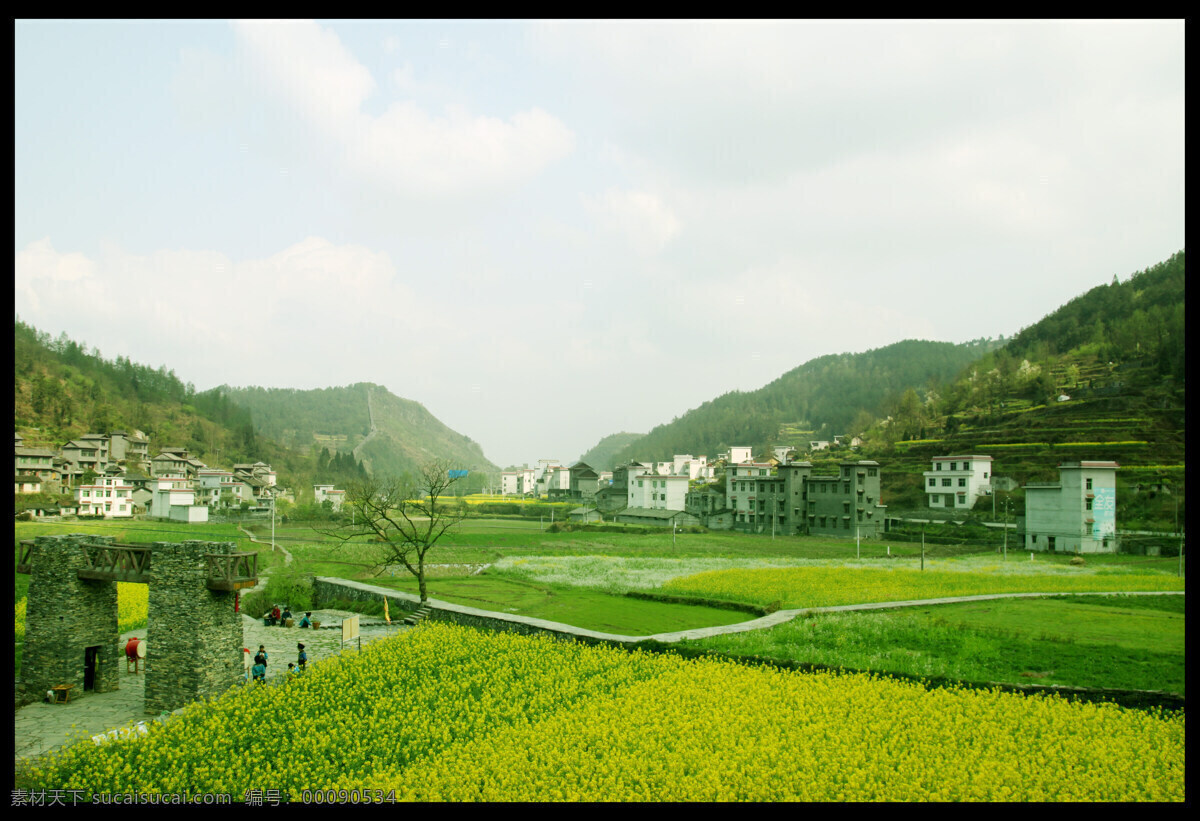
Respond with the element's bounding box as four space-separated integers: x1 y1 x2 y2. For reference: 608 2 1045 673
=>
13 320 499 499
220 383 499 488
864 251 1185 524
609 338 998 466
578 432 645 472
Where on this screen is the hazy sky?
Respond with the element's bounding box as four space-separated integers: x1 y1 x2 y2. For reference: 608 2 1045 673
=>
14 19 1184 469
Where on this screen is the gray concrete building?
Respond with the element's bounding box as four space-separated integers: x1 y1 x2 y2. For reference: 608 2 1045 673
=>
1024 461 1119 553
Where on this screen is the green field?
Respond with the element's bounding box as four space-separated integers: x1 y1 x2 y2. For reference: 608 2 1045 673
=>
678 594 1185 693
15 517 1186 695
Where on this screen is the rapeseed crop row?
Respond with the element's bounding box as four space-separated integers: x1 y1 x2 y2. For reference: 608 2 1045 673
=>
24 623 1183 802
661 566 1184 609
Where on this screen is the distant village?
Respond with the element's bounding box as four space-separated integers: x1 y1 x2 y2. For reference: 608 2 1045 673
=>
15 429 1119 554
503 445 1120 554
14 430 292 524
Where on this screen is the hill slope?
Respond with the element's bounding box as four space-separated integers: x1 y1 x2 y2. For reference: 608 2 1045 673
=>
856 250 1185 527
609 338 998 465
221 383 498 484
578 432 645 472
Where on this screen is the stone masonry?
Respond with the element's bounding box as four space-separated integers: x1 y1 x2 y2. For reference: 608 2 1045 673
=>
23 535 121 700
144 541 244 715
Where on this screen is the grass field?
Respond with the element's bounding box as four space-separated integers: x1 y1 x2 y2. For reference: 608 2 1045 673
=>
15 518 1186 694
679 594 1185 693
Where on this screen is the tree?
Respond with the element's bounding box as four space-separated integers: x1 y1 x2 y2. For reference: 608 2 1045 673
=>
323 458 466 602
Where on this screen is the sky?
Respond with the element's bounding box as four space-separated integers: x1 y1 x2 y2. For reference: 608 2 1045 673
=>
14 19 1185 470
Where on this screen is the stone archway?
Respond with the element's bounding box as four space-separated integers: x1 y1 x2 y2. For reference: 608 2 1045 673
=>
19 534 257 715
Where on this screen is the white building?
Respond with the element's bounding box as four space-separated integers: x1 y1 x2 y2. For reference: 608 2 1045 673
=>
627 473 689 511
314 484 346 511
75 476 135 518
1024 461 1119 554
151 476 209 522
727 446 753 465
924 455 994 510
501 471 520 496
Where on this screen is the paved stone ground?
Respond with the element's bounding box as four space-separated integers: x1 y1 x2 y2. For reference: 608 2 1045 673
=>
15 613 409 763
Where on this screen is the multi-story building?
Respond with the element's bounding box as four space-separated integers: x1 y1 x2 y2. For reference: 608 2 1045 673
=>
61 437 109 485
627 473 689 510
75 475 134 518
568 462 600 499
15 445 58 484
725 450 886 538
1024 461 1119 553
924 455 993 510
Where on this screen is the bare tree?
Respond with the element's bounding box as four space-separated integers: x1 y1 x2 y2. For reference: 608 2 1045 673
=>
321 458 466 603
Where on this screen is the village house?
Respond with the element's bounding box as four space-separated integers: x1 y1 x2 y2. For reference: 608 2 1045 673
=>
725 451 886 538
313 484 346 511
924 455 994 510
1024 461 1119 553
75 475 135 518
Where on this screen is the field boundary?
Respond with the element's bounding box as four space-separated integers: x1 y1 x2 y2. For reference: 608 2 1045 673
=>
313 576 1184 712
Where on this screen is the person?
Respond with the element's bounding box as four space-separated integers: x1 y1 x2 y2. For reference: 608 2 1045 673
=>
287 662 296 678
271 605 282 626
297 643 308 671
251 660 266 683
125 637 142 674
298 612 312 629
255 645 268 670
282 606 293 623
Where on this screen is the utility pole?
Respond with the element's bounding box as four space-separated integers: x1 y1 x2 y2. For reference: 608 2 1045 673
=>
921 527 925 571
271 493 276 554
856 526 860 559
1003 499 1009 562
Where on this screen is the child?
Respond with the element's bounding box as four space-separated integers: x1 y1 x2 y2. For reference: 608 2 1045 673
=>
297 643 308 671
251 661 266 683
299 612 312 629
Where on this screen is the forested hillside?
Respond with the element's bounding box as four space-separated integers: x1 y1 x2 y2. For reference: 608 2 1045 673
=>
222 383 498 489
609 339 998 465
854 251 1185 528
13 319 261 464
13 321 499 501
578 432 645 472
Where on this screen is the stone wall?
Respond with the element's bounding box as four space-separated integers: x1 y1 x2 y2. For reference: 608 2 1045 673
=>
144 541 244 715
313 577 630 649
23 535 120 700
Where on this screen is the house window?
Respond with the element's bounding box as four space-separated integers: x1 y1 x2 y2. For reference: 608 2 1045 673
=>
928 478 936 487
1086 478 1093 490
1085 498 1093 510
958 478 966 487
949 462 957 471
868 468 877 477
962 461 970 470
957 493 966 505
942 478 951 487
935 463 942 471
843 482 850 494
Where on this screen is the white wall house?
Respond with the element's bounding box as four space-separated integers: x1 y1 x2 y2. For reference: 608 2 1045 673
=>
313 484 346 510
501 471 520 496
76 476 134 518
627 473 689 511
1024 461 1119 554
151 477 209 522
728 446 753 465
924 455 994 509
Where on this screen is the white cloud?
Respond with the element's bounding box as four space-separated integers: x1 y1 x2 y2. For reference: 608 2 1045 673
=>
229 19 575 197
583 188 681 252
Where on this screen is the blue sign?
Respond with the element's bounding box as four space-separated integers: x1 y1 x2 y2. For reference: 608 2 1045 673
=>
448 469 469 479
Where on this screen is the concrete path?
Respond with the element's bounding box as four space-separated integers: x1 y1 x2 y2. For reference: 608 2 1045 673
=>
14 613 408 763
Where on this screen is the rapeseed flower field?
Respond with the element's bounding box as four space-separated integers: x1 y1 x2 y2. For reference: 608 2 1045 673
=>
23 622 1183 802
660 565 1184 609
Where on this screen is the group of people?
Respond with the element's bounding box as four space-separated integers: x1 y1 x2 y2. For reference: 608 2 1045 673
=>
263 605 316 629
248 642 308 684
